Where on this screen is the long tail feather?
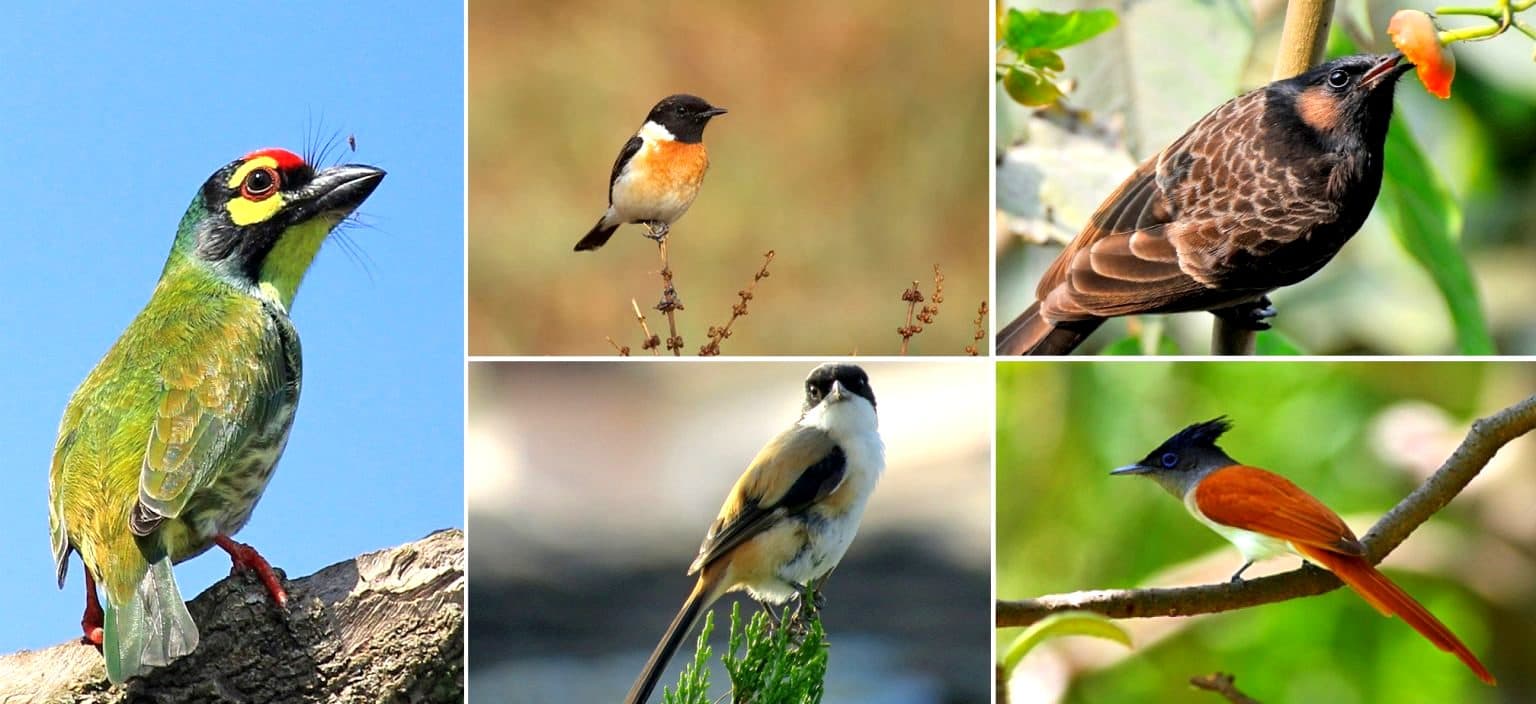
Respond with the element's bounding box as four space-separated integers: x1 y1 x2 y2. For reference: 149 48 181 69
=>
1299 545 1495 685
103 556 198 683
626 577 723 704
996 302 1102 355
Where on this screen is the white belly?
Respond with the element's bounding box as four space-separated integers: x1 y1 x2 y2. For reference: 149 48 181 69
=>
1185 489 1295 563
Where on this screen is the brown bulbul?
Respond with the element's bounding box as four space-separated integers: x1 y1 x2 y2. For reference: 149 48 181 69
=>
998 53 1413 355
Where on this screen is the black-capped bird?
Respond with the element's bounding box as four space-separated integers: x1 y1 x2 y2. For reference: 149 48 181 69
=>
574 94 727 252
626 364 885 704
998 53 1414 355
1113 418 1494 685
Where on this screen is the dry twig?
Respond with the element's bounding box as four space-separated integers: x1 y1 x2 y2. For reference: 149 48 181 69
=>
653 229 685 356
898 265 945 354
966 301 989 356
700 250 775 356
1190 672 1262 704
630 299 661 356
997 394 1536 628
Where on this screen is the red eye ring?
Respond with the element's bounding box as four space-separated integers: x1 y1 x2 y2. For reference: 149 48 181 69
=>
241 167 280 201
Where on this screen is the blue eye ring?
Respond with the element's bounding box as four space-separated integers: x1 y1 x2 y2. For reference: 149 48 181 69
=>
1160 452 1179 468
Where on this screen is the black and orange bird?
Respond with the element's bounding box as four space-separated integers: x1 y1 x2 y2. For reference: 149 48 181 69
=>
998 53 1414 355
1113 418 1495 685
574 94 727 252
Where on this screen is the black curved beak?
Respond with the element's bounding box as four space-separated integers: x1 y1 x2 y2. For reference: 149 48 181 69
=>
293 164 386 222
703 106 729 118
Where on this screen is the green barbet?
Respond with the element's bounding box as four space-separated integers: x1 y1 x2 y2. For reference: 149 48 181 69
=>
47 148 384 683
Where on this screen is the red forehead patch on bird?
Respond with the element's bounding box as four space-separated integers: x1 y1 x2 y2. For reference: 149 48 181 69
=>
242 148 306 170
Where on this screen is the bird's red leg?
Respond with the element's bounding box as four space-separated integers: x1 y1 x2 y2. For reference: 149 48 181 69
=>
212 535 288 608
81 569 104 649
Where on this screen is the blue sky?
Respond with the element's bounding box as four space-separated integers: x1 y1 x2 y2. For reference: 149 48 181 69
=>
0 5 463 652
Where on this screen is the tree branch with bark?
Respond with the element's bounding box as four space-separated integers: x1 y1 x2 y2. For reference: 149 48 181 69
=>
0 529 464 704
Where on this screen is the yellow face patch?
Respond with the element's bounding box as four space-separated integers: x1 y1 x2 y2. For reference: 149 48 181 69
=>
224 156 286 225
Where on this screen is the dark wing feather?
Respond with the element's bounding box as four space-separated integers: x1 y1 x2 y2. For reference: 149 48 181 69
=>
607 135 643 203
690 443 846 574
1036 91 1275 320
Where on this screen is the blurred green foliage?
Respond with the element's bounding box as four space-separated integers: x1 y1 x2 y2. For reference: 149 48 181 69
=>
996 362 1535 702
997 0 1536 354
469 0 986 355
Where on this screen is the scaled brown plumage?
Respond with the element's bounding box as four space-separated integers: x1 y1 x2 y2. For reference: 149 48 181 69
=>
998 53 1414 355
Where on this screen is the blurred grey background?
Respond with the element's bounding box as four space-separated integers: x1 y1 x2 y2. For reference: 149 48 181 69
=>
466 361 992 703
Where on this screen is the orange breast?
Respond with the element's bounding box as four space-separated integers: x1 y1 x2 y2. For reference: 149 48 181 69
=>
641 140 708 194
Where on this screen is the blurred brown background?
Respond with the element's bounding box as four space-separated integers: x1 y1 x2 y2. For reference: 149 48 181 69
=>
469 1 988 355
466 361 991 702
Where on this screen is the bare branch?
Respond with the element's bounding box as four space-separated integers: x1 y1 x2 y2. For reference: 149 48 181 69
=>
699 250 775 356
997 395 1536 628
1191 672 1263 704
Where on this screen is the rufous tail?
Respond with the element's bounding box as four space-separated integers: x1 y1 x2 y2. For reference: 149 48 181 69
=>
1298 544 1495 685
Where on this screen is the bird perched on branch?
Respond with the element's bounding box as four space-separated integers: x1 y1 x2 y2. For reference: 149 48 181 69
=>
574 93 727 252
48 148 384 683
626 364 885 704
998 53 1413 355
1112 417 1495 685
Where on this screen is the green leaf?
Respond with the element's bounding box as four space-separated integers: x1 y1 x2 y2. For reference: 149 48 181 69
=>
1003 8 1118 51
1002 67 1062 107
1021 48 1065 72
1378 119 1496 354
1000 612 1132 674
1254 330 1305 355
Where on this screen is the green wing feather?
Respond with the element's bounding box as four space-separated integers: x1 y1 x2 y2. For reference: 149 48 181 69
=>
134 303 288 529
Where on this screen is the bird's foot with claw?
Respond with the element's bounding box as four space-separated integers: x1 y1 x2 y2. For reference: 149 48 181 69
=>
643 222 670 242
1214 298 1276 331
213 535 289 608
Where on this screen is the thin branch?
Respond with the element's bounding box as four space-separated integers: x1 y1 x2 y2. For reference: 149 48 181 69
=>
631 299 661 356
653 231 685 356
898 281 923 355
605 336 631 356
1190 673 1263 704
966 301 989 356
699 250 775 356
898 265 945 354
997 395 1536 628
1273 0 1336 78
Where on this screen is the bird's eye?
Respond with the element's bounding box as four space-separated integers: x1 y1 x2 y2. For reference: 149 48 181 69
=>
1327 69 1350 89
1160 452 1179 468
241 167 279 201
